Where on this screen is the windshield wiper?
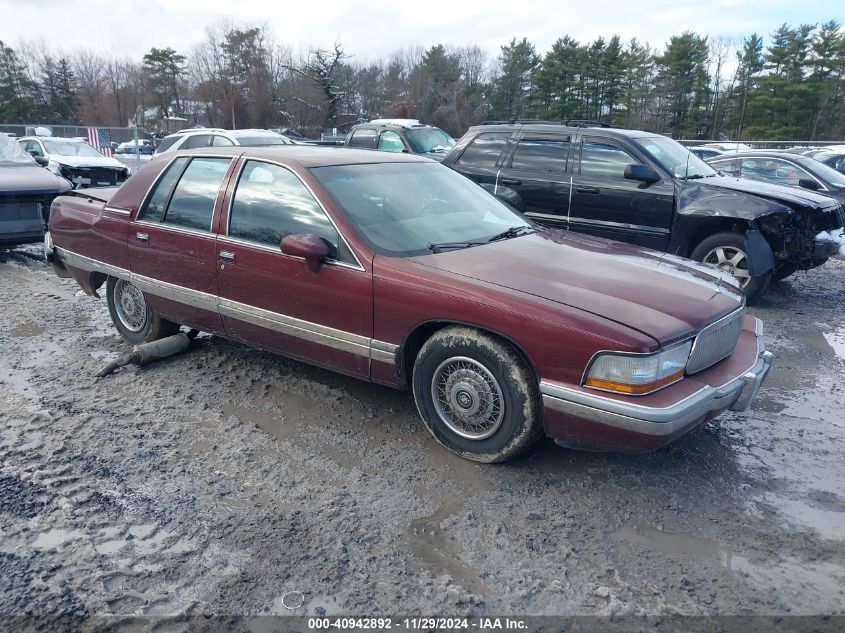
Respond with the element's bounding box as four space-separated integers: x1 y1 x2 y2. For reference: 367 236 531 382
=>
486 226 536 243
427 241 487 253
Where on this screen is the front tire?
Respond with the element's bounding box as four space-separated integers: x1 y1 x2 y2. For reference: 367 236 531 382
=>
106 276 180 344
690 232 771 299
412 326 542 463
773 261 799 281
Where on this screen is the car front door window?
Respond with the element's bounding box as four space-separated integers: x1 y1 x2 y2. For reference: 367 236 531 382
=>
579 140 636 178
378 131 406 153
228 160 344 259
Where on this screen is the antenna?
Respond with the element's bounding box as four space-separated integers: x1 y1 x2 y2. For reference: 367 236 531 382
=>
684 143 692 180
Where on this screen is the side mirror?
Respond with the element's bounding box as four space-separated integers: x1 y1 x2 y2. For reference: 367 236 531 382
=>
624 164 660 183
33 155 49 167
281 233 329 273
798 178 820 191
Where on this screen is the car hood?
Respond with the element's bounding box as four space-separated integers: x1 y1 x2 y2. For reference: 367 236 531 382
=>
409 229 744 346
689 174 839 209
0 164 71 195
49 154 126 169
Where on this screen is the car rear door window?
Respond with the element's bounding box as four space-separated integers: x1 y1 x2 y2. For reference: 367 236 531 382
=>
456 133 510 168
579 140 637 178
211 135 235 147
509 136 570 173
348 129 378 149
161 157 231 231
137 157 190 223
228 160 340 256
181 134 212 150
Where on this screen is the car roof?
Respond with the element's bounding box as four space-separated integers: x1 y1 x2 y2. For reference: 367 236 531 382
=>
465 122 663 139
172 145 433 168
707 150 812 161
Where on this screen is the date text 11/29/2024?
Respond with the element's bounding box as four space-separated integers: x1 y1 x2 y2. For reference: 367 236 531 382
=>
308 617 528 630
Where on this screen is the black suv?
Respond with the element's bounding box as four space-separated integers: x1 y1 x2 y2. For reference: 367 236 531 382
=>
345 119 455 161
442 121 845 297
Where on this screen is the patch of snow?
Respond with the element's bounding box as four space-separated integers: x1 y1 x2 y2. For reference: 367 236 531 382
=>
815 228 845 257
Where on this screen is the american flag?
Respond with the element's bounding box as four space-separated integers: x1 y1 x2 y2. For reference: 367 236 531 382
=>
86 128 113 157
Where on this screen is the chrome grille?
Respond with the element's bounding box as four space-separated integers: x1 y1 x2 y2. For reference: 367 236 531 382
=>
687 307 745 374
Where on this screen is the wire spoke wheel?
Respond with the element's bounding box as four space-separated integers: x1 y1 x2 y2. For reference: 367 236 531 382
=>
113 279 147 332
703 245 751 288
430 356 505 440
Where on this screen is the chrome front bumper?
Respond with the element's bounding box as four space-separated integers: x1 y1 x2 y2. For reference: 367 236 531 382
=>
541 334 773 438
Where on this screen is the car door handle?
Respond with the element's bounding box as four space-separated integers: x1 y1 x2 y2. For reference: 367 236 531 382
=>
219 251 235 261
575 186 600 194
499 178 522 186
135 232 149 242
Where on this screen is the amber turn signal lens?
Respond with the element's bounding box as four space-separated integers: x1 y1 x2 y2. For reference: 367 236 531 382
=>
584 370 684 395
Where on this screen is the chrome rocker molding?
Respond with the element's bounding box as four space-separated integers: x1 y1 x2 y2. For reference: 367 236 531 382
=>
54 246 399 365
540 319 772 436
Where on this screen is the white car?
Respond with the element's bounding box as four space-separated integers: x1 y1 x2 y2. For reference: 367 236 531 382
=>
18 136 130 188
154 128 294 156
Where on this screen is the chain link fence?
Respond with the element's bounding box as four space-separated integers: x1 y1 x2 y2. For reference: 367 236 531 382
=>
0 124 142 142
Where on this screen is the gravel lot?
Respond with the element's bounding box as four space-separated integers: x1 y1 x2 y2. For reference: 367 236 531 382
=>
1 246 843 627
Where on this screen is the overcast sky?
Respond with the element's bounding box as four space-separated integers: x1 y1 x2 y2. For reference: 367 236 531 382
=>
0 0 841 61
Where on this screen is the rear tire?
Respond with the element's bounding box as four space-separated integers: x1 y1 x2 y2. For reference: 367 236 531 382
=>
690 232 771 299
106 276 180 345
411 326 542 463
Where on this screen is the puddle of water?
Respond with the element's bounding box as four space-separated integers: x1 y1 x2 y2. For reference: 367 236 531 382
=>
614 523 845 612
822 327 845 360
760 495 844 542
407 499 485 594
222 404 298 442
10 321 44 338
32 528 83 550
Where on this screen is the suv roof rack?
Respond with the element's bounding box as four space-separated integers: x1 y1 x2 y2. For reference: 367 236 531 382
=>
480 118 617 128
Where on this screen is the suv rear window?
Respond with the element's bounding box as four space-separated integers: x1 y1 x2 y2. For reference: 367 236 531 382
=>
155 136 180 153
456 133 510 168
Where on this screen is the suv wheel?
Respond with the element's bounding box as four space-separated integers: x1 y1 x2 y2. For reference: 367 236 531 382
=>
691 232 771 299
773 261 799 280
411 326 542 463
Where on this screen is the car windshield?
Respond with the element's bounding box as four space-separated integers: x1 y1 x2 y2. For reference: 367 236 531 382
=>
405 127 455 154
312 162 532 257
808 159 845 186
231 134 292 146
638 136 717 179
42 139 103 157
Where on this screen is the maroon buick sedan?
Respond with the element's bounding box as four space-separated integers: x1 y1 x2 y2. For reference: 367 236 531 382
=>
45 147 772 462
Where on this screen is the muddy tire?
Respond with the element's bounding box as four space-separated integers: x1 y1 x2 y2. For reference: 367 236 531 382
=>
411 326 542 463
690 232 771 299
106 276 180 345
773 261 799 281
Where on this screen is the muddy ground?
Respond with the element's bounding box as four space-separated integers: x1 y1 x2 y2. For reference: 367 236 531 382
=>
0 246 843 627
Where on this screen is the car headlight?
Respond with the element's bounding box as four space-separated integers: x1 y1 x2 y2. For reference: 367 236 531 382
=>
584 340 693 395
47 160 63 175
